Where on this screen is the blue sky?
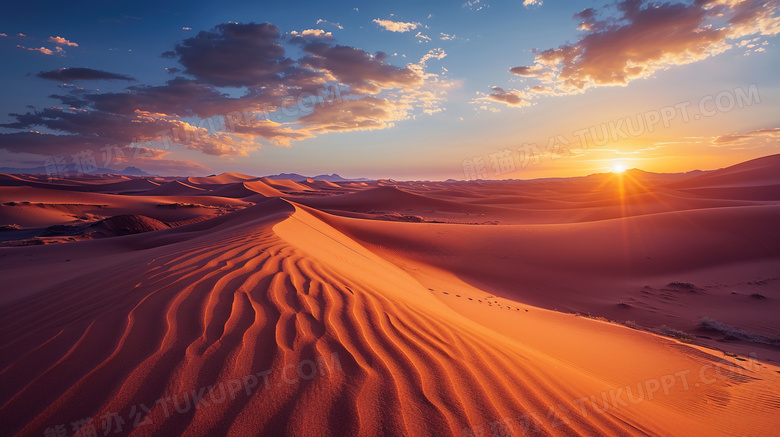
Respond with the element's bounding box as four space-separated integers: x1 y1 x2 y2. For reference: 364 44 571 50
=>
1 0 779 179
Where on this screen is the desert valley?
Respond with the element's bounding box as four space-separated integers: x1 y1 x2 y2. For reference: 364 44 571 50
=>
1 154 779 436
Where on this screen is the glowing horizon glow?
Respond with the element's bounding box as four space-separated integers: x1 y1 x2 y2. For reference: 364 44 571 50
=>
611 163 627 174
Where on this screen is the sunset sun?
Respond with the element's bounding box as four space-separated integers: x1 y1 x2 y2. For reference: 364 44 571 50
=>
611 163 627 173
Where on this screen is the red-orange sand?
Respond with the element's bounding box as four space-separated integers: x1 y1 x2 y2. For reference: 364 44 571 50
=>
1 155 779 436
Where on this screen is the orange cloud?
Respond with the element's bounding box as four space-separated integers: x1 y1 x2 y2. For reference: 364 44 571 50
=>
485 87 528 107
298 97 408 133
711 127 780 147
373 18 420 33
231 120 315 147
506 0 780 97
18 45 54 55
47 36 78 47
288 29 334 43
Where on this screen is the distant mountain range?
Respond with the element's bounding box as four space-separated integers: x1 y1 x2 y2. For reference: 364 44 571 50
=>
0 165 376 181
0 164 713 183
0 165 152 176
263 173 372 182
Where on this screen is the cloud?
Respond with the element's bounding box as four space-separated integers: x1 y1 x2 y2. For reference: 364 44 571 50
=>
419 48 447 65
298 97 407 133
439 33 459 41
0 131 116 156
523 0 542 8
508 65 545 76
83 78 226 118
711 127 780 146
132 156 211 176
299 43 423 93
470 86 530 110
463 0 487 11
47 36 78 47
573 7 598 31
37 67 136 82
415 32 432 42
15 35 78 56
164 22 426 94
231 120 315 147
288 29 334 43
316 19 343 30
527 84 553 94
485 87 529 107
164 22 293 88
2 21 449 161
1 107 168 141
0 33 7 37
48 93 90 108
0 106 257 157
373 18 420 33
0 131 210 176
18 45 54 55
506 0 780 97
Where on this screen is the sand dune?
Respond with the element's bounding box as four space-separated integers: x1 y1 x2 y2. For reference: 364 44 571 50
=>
142 180 207 196
0 186 250 239
303 179 343 190
311 203 780 350
295 185 511 215
185 172 259 186
0 173 84 190
207 181 285 198
666 154 780 189
0 173 38 187
88 214 171 237
259 177 313 192
1 155 779 436
84 178 162 193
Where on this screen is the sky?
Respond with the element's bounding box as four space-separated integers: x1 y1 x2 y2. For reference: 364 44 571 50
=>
0 0 779 180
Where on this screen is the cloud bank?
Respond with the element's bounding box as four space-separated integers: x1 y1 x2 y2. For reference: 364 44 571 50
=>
493 0 780 105
37 68 136 82
0 21 449 169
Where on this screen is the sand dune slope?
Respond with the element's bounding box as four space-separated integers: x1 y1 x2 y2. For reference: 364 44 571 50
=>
259 177 313 192
141 181 207 196
665 154 780 189
206 181 284 198
1 199 778 436
185 173 258 186
295 185 511 215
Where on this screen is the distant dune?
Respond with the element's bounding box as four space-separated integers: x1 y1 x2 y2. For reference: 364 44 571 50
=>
141 180 207 196
206 181 284 199
1 156 779 436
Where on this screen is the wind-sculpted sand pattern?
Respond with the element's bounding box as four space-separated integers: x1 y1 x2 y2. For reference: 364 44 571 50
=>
0 200 637 435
